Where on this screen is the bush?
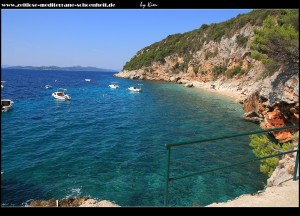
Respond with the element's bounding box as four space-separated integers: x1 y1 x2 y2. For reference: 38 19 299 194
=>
193 66 199 74
212 65 227 78
249 134 293 177
262 59 277 77
205 49 218 60
226 66 245 78
251 50 264 60
236 35 248 47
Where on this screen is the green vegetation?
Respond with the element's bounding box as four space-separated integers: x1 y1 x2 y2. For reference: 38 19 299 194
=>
236 35 248 47
145 67 154 73
249 134 293 177
251 9 299 75
193 66 199 74
212 65 227 78
226 66 246 78
205 49 218 60
123 10 284 72
172 62 186 73
201 70 207 75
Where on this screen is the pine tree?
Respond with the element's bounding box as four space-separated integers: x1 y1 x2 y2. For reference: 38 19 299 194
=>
249 134 293 177
251 10 299 71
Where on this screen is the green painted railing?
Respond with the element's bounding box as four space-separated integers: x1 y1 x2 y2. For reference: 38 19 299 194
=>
164 125 299 206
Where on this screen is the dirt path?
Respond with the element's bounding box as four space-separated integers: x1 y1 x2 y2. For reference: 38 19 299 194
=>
207 179 299 207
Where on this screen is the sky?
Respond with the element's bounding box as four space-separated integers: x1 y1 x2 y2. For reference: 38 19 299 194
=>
2 9 252 71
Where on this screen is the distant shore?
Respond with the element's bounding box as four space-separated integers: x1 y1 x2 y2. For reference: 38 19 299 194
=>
3 66 118 72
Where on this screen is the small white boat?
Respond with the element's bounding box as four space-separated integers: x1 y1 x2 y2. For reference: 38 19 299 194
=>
1 99 14 112
85 79 91 82
128 86 142 92
45 85 52 89
52 88 71 100
1 81 6 89
109 83 119 89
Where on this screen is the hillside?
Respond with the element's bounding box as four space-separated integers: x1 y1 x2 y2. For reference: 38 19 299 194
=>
5 65 117 72
115 9 299 143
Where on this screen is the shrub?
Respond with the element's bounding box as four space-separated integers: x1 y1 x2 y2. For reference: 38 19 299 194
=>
236 35 248 47
226 66 245 78
212 65 227 78
249 134 293 177
205 49 218 60
251 50 264 60
193 66 199 74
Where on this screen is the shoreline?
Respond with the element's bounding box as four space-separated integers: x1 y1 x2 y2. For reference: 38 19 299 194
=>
115 73 247 103
190 81 245 102
207 179 299 207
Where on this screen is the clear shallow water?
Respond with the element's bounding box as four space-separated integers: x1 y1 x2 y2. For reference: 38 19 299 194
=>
1 69 267 206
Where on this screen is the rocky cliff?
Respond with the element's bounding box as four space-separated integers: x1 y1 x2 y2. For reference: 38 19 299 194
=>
115 10 299 142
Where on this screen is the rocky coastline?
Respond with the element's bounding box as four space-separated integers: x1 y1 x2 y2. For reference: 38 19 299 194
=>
115 21 298 143
28 196 119 207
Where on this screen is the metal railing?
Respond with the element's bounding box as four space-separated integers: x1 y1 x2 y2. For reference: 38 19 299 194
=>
164 125 299 206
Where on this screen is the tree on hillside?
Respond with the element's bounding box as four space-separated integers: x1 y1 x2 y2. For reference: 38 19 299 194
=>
251 10 299 71
249 134 293 177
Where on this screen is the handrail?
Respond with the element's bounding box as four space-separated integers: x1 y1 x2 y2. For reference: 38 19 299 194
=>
166 125 298 149
164 125 299 206
170 149 297 182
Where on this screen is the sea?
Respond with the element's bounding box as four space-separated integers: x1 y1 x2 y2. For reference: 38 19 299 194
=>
1 69 268 207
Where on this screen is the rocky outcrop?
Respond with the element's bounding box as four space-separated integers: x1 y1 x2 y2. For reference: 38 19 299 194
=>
184 83 193 88
267 132 299 186
28 196 119 207
267 153 297 187
242 69 299 142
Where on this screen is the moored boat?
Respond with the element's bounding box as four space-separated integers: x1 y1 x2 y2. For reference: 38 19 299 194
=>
1 99 14 112
109 82 119 89
128 86 142 92
52 88 71 100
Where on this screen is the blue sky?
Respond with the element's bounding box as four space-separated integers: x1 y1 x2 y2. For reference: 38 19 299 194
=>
2 9 252 70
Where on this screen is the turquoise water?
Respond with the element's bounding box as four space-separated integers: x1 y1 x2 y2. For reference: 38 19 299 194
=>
1 69 267 206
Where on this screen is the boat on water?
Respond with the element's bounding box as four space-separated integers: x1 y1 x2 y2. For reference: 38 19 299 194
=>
1 81 6 89
128 86 142 92
109 82 119 89
85 79 91 82
45 85 52 89
1 99 14 112
52 88 71 100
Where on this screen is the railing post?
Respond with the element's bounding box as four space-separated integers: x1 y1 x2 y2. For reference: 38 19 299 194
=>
164 146 171 207
293 142 299 181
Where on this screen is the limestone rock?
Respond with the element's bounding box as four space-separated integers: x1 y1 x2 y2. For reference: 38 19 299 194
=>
267 152 298 187
29 196 119 207
184 83 193 88
243 111 262 123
